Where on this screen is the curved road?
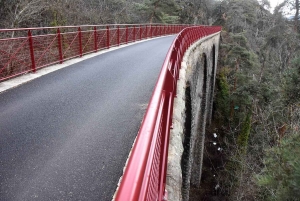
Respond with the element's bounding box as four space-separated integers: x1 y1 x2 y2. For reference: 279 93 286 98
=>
0 36 175 201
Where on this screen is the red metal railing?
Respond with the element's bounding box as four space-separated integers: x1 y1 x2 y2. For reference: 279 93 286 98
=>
0 24 187 81
115 26 221 201
0 23 221 200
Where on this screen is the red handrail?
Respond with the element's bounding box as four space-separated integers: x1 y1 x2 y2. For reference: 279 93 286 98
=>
0 24 187 82
115 26 221 201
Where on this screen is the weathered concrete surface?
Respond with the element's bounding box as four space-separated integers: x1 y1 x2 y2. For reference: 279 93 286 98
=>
166 32 220 201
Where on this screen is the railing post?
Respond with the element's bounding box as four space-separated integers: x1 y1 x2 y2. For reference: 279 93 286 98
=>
78 27 82 57
126 26 128 44
160 25 162 36
28 30 36 72
57 28 63 63
150 25 152 38
133 26 136 42
117 26 120 46
145 25 148 39
153 25 155 37
106 26 110 49
139 25 142 40
94 26 98 52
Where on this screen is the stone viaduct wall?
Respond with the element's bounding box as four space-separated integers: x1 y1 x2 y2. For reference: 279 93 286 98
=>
166 32 220 201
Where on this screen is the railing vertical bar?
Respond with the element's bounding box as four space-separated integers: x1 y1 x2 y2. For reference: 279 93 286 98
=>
106 26 110 49
57 28 63 63
94 26 98 52
133 26 136 42
139 25 142 40
160 25 162 36
126 26 128 44
145 25 148 39
78 27 83 57
28 30 36 73
117 26 120 46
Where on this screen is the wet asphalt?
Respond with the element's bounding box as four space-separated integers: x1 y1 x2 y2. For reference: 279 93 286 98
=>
0 36 175 201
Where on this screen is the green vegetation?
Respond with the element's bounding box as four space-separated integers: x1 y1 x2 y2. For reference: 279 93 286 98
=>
211 0 300 200
257 133 300 201
237 112 251 154
216 69 230 124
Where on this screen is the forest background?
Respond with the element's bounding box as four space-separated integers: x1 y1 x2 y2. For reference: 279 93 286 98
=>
1 0 300 200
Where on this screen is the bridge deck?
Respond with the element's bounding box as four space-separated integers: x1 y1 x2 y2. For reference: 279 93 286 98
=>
0 36 175 201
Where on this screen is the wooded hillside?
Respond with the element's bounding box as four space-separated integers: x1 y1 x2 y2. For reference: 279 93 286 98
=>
209 0 300 200
0 0 217 28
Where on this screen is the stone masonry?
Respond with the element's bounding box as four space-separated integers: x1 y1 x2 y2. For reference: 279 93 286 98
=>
166 32 220 201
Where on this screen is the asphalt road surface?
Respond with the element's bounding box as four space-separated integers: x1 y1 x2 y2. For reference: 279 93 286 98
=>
0 36 175 201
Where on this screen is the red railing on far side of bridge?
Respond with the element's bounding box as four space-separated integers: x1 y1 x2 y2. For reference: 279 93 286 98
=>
115 25 222 201
0 24 186 82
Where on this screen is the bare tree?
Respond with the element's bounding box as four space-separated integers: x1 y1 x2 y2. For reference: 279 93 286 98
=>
6 0 48 29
